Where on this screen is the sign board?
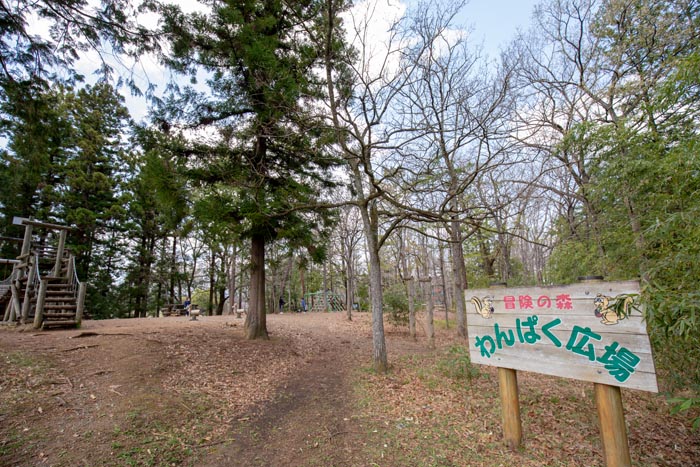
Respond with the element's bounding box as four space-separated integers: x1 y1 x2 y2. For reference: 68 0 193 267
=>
465 280 658 392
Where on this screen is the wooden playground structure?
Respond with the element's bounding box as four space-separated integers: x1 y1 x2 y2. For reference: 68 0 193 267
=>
305 290 345 312
0 217 86 329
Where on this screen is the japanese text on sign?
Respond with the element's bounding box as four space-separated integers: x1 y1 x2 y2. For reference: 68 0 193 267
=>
502 294 573 310
474 316 641 383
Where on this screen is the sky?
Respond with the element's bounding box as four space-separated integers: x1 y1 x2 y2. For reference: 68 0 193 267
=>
112 0 542 123
460 0 540 57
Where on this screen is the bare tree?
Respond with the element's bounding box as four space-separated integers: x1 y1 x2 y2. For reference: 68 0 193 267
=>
321 0 430 372
335 202 364 320
397 227 418 338
181 228 206 299
419 234 435 349
506 0 608 266
389 3 517 338
506 0 700 281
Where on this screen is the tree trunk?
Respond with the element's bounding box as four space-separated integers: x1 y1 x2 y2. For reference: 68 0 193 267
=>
322 261 329 312
342 238 354 320
348 156 387 371
245 234 269 339
183 238 200 300
448 219 468 338
349 252 355 320
238 262 245 310
329 249 334 294
134 233 154 318
476 228 495 277
156 281 162 318
367 237 387 372
228 244 237 315
426 276 435 349
438 114 468 337
170 236 177 302
177 237 183 302
154 236 168 317
279 254 294 308
323 7 386 371
399 234 417 340
422 240 435 349
208 249 215 316
407 275 416 339
353 174 388 371
145 235 156 317
438 243 449 329
216 286 225 315
345 274 353 320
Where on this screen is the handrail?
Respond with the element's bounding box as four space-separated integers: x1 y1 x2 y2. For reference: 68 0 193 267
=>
31 253 40 290
69 255 80 295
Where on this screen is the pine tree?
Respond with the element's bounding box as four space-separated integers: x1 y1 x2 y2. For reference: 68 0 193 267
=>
119 126 190 318
0 81 70 244
59 83 131 282
158 0 339 339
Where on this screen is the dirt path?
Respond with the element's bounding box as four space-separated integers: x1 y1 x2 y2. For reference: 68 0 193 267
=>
202 315 368 467
202 314 429 467
0 312 422 467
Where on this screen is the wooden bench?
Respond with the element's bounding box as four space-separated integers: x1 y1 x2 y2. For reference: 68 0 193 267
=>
160 303 187 317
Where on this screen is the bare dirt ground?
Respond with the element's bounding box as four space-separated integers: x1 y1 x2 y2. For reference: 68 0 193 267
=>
1 312 698 467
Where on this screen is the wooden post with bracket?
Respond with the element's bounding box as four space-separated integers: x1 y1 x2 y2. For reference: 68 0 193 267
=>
490 282 522 450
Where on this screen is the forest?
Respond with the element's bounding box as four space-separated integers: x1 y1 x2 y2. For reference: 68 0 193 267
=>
1 0 698 412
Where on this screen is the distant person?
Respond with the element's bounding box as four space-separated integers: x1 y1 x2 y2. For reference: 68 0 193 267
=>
183 297 191 316
300 297 307 313
279 296 285 314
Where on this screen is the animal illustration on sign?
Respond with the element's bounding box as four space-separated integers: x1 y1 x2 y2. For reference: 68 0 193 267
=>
593 293 636 325
470 296 494 319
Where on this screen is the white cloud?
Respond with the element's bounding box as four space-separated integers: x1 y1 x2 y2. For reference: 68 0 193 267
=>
344 0 408 80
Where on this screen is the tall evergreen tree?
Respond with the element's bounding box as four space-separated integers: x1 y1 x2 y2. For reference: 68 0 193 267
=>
158 0 339 339
0 0 155 267
121 125 190 318
0 81 70 243
59 83 131 281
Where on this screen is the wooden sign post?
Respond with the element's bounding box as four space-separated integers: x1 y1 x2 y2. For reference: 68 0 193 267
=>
466 279 657 466
498 366 522 449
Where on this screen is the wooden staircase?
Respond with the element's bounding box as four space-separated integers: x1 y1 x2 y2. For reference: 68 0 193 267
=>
1 218 86 330
40 277 79 328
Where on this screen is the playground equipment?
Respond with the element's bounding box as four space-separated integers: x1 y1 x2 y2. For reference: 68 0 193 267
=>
305 290 344 312
0 217 87 329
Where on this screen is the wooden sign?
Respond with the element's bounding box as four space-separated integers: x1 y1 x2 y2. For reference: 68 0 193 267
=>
466 280 658 393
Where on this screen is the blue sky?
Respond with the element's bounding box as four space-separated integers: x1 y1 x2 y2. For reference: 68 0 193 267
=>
460 0 540 58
